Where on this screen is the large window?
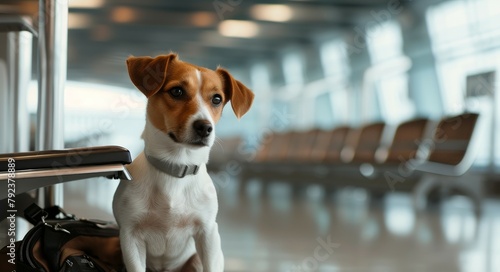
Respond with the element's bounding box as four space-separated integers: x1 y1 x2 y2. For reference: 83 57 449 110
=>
427 0 500 167
365 21 415 125
319 40 350 127
27 81 147 156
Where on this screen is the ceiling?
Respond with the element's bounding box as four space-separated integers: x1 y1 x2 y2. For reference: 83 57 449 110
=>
0 0 441 88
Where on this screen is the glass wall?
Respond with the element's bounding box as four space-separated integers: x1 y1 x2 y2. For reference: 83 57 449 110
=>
426 0 500 167
34 0 499 170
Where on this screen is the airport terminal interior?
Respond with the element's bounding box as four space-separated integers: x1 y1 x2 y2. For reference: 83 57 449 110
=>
1 0 500 271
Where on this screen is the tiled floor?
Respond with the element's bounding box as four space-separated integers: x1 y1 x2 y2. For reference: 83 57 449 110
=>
4 176 500 272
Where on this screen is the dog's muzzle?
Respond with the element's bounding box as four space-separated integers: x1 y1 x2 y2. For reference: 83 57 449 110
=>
190 119 213 146
193 120 212 138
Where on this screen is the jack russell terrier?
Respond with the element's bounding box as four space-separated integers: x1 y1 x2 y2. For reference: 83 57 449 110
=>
113 53 254 272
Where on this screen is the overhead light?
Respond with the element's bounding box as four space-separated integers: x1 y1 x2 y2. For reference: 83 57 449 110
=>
68 13 92 29
111 7 137 23
190 12 216 27
250 4 294 22
218 20 259 38
69 0 105 9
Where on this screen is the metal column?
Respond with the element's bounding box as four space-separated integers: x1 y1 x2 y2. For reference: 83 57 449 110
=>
37 0 68 207
7 31 33 153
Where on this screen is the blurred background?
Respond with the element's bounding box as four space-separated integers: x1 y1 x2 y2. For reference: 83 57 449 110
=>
1 0 500 271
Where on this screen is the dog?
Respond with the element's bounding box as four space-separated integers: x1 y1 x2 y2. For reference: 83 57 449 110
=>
112 53 254 272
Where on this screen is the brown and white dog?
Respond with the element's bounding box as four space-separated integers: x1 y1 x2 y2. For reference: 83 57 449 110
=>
112 53 254 272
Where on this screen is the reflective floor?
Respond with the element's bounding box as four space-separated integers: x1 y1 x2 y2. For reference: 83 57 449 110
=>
5 176 499 272
215 181 499 272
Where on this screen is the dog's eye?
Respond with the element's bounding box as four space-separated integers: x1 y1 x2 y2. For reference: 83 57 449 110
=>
169 87 183 98
212 94 222 106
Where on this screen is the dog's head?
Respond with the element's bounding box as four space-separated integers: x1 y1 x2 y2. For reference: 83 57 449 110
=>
127 53 254 148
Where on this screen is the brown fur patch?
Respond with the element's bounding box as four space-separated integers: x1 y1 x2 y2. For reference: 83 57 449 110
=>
216 67 254 119
199 69 225 123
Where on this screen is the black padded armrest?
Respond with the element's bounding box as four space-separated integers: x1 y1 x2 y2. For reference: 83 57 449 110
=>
0 146 132 171
0 15 37 35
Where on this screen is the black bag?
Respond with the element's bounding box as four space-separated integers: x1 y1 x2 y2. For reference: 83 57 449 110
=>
1 204 123 272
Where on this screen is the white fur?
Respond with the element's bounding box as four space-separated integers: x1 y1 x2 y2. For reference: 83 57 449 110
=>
113 115 224 270
196 69 202 90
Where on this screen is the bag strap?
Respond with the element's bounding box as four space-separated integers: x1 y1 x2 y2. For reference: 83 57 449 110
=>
24 203 47 225
45 205 76 220
24 204 75 271
24 203 76 225
43 223 72 272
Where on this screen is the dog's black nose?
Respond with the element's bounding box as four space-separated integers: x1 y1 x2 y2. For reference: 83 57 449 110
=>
193 120 213 138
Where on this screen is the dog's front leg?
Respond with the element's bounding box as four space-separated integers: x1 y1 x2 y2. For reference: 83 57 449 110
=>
195 222 224 272
120 229 147 272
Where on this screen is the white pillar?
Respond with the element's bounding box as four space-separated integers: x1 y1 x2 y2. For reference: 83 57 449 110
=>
0 59 9 153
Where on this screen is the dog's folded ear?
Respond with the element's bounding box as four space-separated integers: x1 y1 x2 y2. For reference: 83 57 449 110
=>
216 68 255 119
126 54 178 98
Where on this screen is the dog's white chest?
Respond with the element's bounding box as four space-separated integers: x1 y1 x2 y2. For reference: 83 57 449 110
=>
126 172 213 227
134 188 205 233
115 170 216 267
136 195 200 259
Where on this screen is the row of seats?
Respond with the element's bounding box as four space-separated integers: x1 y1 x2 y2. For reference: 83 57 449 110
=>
252 113 479 172
215 113 482 209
